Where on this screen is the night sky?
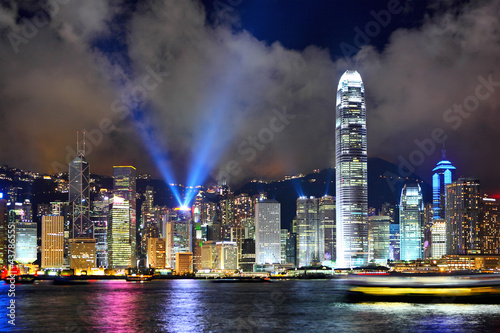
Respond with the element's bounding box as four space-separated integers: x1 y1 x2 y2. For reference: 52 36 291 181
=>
1 0 500 195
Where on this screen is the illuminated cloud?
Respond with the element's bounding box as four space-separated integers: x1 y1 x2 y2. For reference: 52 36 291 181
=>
0 0 499 194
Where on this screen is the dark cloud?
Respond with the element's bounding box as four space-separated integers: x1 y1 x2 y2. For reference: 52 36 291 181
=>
0 0 499 193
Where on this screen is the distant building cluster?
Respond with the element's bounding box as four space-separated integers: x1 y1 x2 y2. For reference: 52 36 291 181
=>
0 71 499 275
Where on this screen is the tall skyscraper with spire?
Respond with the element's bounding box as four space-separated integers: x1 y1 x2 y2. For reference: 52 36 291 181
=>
432 148 456 220
335 70 368 267
69 132 92 239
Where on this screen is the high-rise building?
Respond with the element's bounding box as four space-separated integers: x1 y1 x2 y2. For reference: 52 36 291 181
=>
255 199 281 265
280 229 288 264
399 183 424 261
11 200 37 265
382 203 400 261
335 70 368 267
432 150 456 220
296 197 325 267
108 197 132 269
430 219 446 259
41 215 64 268
215 241 237 270
68 238 96 272
147 237 166 268
108 166 137 269
139 186 159 266
0 195 8 267
319 195 335 266
445 178 481 255
480 197 499 254
368 215 391 264
175 252 193 275
91 195 110 267
285 232 297 267
69 140 92 239
165 208 192 268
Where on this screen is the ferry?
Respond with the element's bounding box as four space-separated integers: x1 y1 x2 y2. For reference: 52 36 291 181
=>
345 273 500 303
126 274 153 282
211 276 271 283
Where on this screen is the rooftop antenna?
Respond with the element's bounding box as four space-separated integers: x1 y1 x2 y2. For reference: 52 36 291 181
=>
442 143 446 160
77 131 85 157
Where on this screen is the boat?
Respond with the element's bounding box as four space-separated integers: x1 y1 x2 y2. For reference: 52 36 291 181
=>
126 274 153 282
345 274 500 303
3 274 35 284
211 277 271 283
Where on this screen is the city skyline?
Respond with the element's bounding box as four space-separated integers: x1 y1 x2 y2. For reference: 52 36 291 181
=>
0 1 500 196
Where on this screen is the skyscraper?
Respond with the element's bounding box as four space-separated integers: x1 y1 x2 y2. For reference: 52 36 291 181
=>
41 215 64 268
296 197 320 267
319 195 335 266
480 197 499 254
335 70 368 267
445 178 481 255
108 166 137 269
399 183 424 261
12 200 37 265
255 199 281 265
368 215 391 264
69 139 92 239
432 150 456 219
91 194 110 267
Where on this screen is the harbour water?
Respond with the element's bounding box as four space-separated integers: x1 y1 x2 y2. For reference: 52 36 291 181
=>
1 279 500 332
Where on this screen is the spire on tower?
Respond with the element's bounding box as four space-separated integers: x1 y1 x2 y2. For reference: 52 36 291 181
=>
76 131 85 157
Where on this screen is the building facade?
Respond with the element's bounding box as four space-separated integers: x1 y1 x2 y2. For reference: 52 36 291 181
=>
335 70 368 267
255 200 281 265
446 178 481 255
399 184 424 261
41 215 64 268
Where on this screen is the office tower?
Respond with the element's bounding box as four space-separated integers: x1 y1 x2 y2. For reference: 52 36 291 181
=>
285 233 297 267
215 241 237 270
11 200 37 265
399 183 424 261
280 229 288 264
335 70 368 267
0 195 7 267
255 199 281 265
108 196 132 268
445 178 481 255
432 150 456 219
423 202 433 258
319 195 335 266
69 139 92 239
368 216 391 263
50 201 71 263
41 215 64 268
165 208 192 268
91 195 110 267
200 240 217 270
296 197 321 267
147 237 166 268
175 252 193 275
430 219 446 259
108 166 137 269
68 238 96 272
239 239 256 271
139 186 159 265
220 194 235 240
480 197 499 254
389 222 400 261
